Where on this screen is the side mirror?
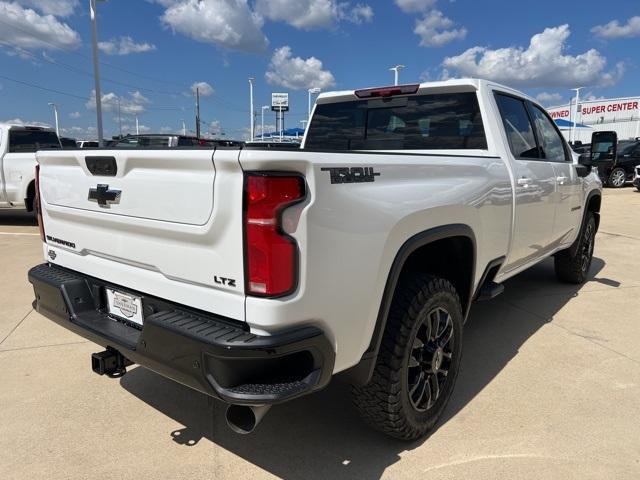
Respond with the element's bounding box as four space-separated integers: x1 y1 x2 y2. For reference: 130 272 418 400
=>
590 131 618 163
576 154 592 177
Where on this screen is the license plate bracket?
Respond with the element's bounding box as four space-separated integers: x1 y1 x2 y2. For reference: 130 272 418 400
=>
106 288 144 327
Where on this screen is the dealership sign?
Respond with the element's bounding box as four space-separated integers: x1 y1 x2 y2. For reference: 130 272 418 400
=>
548 99 639 123
271 92 289 112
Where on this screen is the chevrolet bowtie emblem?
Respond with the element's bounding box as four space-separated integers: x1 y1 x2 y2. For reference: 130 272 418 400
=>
88 184 121 208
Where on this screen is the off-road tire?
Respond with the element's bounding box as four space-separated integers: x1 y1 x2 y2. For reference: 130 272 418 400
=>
351 274 463 440
554 212 596 284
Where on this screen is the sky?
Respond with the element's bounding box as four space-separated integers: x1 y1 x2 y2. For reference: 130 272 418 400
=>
0 0 638 140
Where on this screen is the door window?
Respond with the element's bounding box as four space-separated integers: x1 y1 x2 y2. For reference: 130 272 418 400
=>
530 105 568 162
494 94 540 159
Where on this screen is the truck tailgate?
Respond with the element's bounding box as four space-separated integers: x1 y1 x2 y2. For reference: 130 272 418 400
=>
36 148 246 320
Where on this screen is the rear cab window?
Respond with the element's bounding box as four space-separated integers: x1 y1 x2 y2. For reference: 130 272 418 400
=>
9 129 61 153
304 92 487 151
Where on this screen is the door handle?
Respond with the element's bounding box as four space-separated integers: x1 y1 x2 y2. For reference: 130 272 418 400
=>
556 176 567 185
517 178 532 187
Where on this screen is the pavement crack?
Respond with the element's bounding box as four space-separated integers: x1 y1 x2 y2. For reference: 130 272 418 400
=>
504 300 640 367
0 308 33 346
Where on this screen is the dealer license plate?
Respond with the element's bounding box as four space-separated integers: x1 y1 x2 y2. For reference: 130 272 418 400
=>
106 289 144 326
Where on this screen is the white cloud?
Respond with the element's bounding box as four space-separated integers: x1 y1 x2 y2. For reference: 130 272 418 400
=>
160 0 268 53
535 92 563 105
14 0 78 16
583 91 606 101
255 0 373 30
121 124 151 134
191 81 214 96
160 126 175 134
265 46 335 90
69 111 81 119
3 118 51 128
395 0 436 13
442 25 623 88
86 90 151 116
98 36 156 55
414 10 466 47
0 2 80 51
592 16 640 39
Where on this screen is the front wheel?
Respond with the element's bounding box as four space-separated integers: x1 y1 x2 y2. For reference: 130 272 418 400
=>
608 168 626 188
554 212 596 284
351 274 463 440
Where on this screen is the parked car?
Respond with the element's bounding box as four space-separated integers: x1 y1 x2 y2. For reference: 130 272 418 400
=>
29 79 606 440
0 123 60 211
59 137 77 149
633 165 640 191
593 139 640 188
76 140 99 148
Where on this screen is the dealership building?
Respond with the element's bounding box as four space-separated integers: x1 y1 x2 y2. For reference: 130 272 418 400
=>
547 97 640 144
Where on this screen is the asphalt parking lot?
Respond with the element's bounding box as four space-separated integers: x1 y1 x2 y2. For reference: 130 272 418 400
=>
1 188 639 480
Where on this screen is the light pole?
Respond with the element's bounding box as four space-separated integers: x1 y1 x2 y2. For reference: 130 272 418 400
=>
248 77 255 141
180 119 186 136
47 102 59 137
389 65 405 86
135 114 139 135
89 0 105 146
300 120 308 135
308 88 321 119
570 87 583 144
116 97 122 137
261 105 269 141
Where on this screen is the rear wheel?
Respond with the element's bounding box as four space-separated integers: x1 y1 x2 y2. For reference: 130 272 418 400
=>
608 168 626 188
351 274 463 440
554 212 596 284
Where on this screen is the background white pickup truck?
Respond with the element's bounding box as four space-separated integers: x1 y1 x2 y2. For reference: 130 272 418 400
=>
0 123 60 212
29 79 610 440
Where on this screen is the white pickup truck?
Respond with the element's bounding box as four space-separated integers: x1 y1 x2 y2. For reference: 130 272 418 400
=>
28 79 612 440
0 123 61 212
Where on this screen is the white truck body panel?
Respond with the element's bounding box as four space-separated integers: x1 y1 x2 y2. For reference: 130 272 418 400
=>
35 79 602 374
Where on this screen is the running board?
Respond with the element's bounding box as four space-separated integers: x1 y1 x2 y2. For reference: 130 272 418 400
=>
476 281 504 301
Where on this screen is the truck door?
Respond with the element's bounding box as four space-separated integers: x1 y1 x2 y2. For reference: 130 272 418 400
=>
529 104 582 246
495 93 557 271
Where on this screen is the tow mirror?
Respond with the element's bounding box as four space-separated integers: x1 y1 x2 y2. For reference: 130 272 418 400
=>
590 131 617 163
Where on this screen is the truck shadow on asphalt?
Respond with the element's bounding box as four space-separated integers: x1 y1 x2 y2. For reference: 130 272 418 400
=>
120 257 615 480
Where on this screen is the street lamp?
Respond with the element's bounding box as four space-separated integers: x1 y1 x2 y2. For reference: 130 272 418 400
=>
261 105 269 141
308 87 321 119
248 77 255 141
180 119 186 136
389 65 405 86
135 114 139 135
570 87 584 145
89 0 106 146
47 102 59 137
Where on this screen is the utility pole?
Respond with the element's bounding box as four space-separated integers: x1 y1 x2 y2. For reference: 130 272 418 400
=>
300 120 307 132
570 87 583 144
389 65 405 86
48 102 59 137
261 105 269 141
248 77 255 141
89 0 105 146
180 119 186 136
279 106 283 141
308 88 321 119
195 87 201 139
135 114 139 135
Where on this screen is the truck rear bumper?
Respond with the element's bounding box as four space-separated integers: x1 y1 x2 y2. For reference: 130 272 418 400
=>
28 263 334 405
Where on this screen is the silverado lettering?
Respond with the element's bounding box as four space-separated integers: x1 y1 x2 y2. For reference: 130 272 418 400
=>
321 167 380 184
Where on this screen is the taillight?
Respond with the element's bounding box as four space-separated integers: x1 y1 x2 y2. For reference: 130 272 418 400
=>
35 164 45 242
354 84 419 99
244 173 305 297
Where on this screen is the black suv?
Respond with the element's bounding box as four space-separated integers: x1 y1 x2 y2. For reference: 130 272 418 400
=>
594 139 640 188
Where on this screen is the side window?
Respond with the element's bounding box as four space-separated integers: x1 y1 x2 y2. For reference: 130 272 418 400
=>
495 94 540 159
530 105 568 162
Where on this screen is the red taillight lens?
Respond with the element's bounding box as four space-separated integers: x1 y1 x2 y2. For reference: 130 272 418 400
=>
35 164 45 242
244 174 305 297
